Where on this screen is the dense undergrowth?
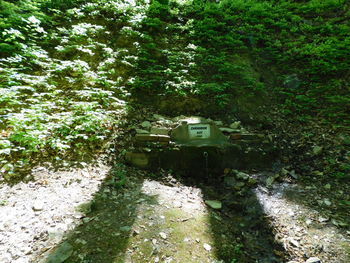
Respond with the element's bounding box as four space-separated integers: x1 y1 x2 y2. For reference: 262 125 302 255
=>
0 0 147 179
1 0 350 181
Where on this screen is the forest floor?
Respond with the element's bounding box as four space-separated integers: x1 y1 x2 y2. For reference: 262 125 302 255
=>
0 156 349 263
1 1 350 262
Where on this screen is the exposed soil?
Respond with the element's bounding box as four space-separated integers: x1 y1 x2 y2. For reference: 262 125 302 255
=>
0 160 349 263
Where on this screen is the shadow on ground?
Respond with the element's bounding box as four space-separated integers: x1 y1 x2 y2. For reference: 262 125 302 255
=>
40 163 287 263
178 171 286 263
283 176 350 232
40 165 156 263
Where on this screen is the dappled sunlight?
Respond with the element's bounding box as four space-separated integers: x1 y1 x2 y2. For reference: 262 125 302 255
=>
255 184 350 262
0 162 110 262
1 0 349 262
122 179 217 262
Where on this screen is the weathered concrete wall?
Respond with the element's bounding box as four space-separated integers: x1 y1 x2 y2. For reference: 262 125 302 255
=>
124 115 279 174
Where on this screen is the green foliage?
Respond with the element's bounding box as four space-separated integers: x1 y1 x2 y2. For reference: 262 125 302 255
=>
1 0 350 180
0 0 140 180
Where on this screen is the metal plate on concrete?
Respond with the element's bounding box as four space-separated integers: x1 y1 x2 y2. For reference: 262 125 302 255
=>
188 124 210 139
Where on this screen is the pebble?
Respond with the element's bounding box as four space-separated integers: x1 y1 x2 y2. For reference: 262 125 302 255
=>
32 201 44 212
318 216 329 223
0 163 108 263
159 232 167 239
306 257 321 263
305 219 312 225
289 238 299 247
203 243 212 251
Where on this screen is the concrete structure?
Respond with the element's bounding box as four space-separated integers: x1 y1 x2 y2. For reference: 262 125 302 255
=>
124 116 278 174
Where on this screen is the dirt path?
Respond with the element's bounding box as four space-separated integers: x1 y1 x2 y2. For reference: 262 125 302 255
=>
255 182 350 263
0 162 109 263
1 162 349 263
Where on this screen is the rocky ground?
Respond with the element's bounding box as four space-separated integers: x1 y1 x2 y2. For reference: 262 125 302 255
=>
0 156 349 263
0 161 110 263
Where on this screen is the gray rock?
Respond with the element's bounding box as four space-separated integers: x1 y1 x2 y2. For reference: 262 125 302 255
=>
323 199 331 206
45 242 73 263
203 243 212 251
141 121 152 128
236 172 249 180
32 201 44 211
289 170 298 179
266 176 275 187
229 121 240 129
159 232 167 239
306 257 321 263
248 178 258 186
219 127 236 133
172 115 186 122
205 200 222 209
